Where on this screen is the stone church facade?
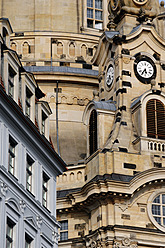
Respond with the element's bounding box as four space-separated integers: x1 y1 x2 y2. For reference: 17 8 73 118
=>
1 0 165 248
57 1 165 248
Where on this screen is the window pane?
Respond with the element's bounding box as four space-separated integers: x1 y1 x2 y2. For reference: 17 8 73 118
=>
87 0 93 7
152 205 161 215
61 221 68 230
153 195 160 204
163 206 165 216
60 231 68 241
87 19 93 28
95 21 102 29
154 216 161 225
95 10 102 20
87 8 93 18
163 218 165 226
162 194 165 204
95 0 102 9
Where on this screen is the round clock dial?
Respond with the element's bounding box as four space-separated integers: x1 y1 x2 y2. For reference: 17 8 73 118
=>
133 0 148 5
106 65 114 88
137 60 154 78
134 55 156 83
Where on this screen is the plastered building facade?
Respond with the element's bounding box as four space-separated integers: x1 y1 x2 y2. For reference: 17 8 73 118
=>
0 18 66 248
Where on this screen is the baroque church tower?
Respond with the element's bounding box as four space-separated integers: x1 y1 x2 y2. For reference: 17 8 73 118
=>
57 1 165 248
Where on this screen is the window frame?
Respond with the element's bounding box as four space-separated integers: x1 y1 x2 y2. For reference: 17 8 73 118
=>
59 220 68 241
6 217 15 248
148 190 165 232
42 172 49 208
25 87 33 118
89 109 98 156
25 233 33 248
87 0 103 30
146 99 165 140
8 136 17 176
41 111 47 135
26 155 34 193
8 65 16 98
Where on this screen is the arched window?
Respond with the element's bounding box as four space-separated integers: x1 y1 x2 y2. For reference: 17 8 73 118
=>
23 42 30 55
146 99 165 139
57 42 63 55
69 42 75 57
89 109 97 155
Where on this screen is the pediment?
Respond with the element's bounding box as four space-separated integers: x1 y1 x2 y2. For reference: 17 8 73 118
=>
5 198 20 215
25 216 37 230
126 25 165 54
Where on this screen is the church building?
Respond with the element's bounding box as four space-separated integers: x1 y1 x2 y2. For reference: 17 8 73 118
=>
57 1 165 248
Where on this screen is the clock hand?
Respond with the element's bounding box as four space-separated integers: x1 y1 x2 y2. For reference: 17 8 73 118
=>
142 68 147 75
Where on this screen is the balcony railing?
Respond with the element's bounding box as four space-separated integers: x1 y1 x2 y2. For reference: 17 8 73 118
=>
133 136 165 153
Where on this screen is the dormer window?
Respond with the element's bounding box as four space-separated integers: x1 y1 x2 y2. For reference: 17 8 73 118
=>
89 109 97 155
146 99 165 140
8 66 15 98
25 87 32 118
41 111 47 135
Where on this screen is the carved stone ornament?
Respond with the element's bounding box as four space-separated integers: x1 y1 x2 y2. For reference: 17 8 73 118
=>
36 216 43 229
0 181 8 197
115 202 128 212
123 57 130 64
107 13 116 31
52 231 60 243
85 236 103 248
20 199 26 214
115 60 119 66
113 238 138 248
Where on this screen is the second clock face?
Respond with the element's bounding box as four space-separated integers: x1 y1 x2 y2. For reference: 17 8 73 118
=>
106 65 114 88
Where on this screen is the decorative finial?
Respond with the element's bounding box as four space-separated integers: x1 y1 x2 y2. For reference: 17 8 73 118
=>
137 7 148 23
160 1 165 7
107 13 116 31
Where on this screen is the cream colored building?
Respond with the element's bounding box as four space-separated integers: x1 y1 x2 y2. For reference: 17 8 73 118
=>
56 1 165 248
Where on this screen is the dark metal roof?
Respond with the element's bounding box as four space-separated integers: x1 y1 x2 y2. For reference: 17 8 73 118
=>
93 100 116 112
24 66 98 76
105 31 120 40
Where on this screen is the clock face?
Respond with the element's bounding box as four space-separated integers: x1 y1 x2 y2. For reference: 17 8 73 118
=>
134 55 156 83
133 0 148 5
137 60 154 79
106 65 114 88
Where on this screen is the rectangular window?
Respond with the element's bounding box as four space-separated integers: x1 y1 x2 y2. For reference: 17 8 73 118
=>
42 172 49 208
41 112 47 135
26 155 33 192
59 220 68 241
87 0 103 29
6 217 15 248
8 136 17 176
25 87 32 118
8 66 15 98
25 233 33 248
